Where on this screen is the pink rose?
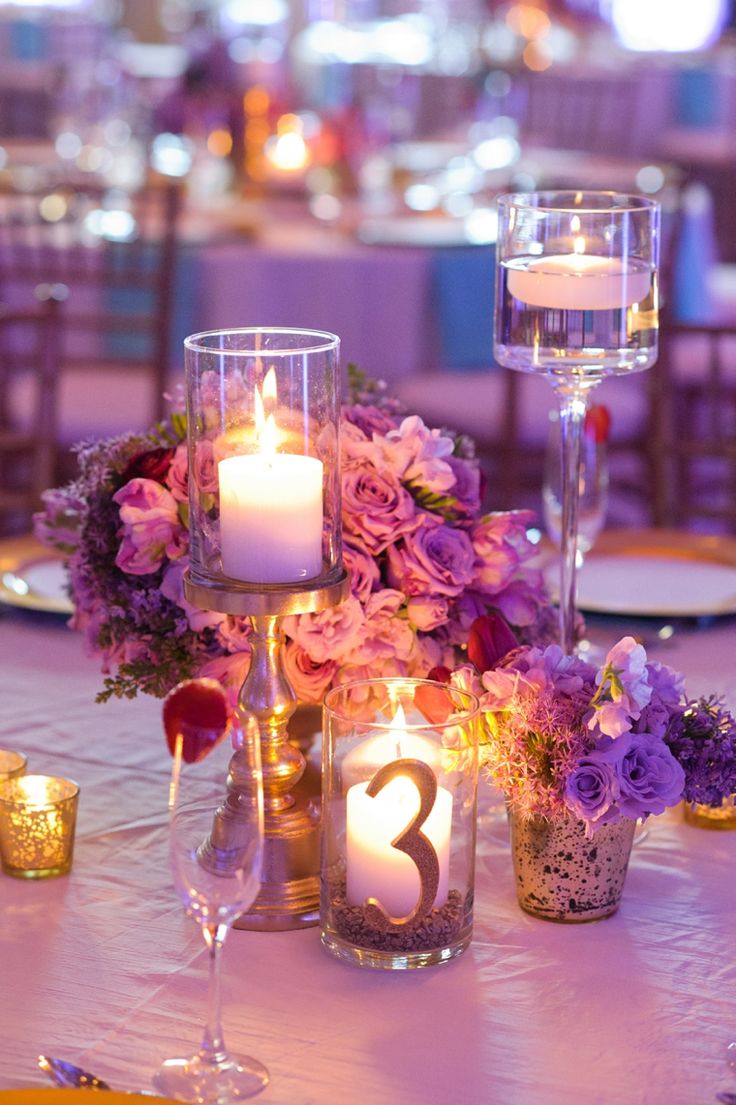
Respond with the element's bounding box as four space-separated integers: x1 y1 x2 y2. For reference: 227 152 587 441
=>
285 596 365 664
165 442 189 503
344 541 381 603
387 519 475 598
113 478 186 576
406 594 449 631
194 440 219 494
342 460 419 554
282 642 337 704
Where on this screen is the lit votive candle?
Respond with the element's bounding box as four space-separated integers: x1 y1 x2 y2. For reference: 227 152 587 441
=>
0 749 27 783
507 253 651 311
0 774 79 879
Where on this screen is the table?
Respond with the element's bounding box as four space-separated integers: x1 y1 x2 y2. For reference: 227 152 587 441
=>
0 600 735 1105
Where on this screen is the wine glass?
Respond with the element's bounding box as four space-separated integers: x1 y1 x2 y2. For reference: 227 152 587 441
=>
494 191 659 654
154 707 268 1102
542 406 609 570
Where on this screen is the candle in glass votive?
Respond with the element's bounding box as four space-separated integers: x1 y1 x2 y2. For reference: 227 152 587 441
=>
507 250 651 311
0 774 79 879
0 749 27 783
218 367 324 584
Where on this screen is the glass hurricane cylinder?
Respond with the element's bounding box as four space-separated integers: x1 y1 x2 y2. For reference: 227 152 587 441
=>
494 191 659 654
185 327 342 598
320 678 480 970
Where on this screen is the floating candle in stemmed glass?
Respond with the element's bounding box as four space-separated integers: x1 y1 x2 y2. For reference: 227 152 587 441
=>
494 192 659 653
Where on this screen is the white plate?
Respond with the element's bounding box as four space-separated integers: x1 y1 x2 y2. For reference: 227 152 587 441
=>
543 529 736 618
0 535 72 615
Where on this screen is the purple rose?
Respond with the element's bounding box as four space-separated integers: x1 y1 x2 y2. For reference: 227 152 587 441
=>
342 403 398 439
565 754 621 828
387 519 475 598
341 461 418 554
446 455 481 516
615 732 686 818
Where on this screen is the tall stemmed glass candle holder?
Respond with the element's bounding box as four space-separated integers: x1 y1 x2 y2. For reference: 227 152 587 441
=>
184 328 349 930
494 192 659 653
321 678 480 970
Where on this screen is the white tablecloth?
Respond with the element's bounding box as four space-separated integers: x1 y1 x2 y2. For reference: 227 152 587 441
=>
1 606 735 1105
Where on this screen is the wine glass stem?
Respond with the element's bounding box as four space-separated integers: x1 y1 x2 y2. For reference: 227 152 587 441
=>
556 382 596 655
199 922 229 1065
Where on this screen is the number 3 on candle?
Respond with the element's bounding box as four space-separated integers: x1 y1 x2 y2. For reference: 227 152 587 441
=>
364 758 440 930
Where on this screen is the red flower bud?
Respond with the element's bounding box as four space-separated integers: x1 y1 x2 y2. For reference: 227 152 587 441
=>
467 613 518 672
120 446 176 486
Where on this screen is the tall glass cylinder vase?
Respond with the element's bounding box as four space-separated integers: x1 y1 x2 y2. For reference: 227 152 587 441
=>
494 192 660 653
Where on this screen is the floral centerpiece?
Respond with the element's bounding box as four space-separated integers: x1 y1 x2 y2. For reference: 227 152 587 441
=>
34 372 554 706
445 620 736 920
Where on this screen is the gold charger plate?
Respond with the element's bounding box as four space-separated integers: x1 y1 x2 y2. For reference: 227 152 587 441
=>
544 528 736 618
1 1093 175 1104
0 534 72 615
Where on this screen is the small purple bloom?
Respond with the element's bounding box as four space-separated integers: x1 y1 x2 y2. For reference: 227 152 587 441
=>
615 732 686 818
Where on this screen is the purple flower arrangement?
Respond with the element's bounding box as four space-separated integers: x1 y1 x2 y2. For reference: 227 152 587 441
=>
447 620 736 835
34 377 554 704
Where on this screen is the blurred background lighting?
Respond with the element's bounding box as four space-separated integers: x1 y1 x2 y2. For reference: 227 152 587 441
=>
610 0 728 51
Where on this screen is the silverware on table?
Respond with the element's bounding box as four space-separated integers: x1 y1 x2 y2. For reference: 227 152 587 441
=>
38 1054 112 1090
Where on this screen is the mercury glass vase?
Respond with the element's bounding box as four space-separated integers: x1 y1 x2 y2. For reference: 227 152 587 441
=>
509 810 637 922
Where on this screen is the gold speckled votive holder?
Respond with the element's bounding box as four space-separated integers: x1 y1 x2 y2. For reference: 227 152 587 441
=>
683 795 736 830
0 749 27 783
0 774 79 878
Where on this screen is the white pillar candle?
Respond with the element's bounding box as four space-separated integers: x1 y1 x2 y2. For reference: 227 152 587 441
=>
507 253 651 311
346 773 452 917
218 452 323 583
341 727 441 791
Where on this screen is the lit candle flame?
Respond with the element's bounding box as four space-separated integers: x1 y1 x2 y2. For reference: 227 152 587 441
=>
389 702 407 758
254 367 278 457
573 236 586 256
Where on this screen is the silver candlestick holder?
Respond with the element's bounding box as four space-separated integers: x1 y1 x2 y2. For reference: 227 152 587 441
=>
184 327 346 930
